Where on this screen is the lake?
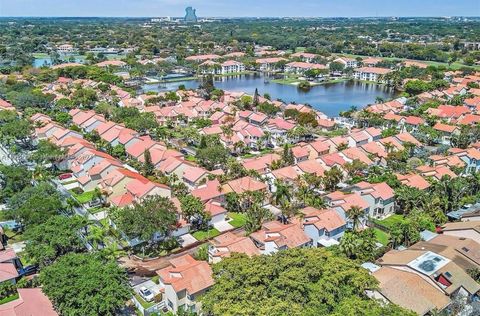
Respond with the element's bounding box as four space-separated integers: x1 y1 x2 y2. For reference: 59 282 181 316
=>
142 74 398 117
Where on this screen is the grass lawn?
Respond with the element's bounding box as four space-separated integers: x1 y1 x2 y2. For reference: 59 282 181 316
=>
133 293 155 309
185 155 198 163
228 212 247 228
4 229 24 243
16 251 34 266
271 77 301 85
69 190 95 204
88 207 106 215
192 228 220 241
374 228 390 246
373 214 405 231
0 293 19 305
217 71 255 77
32 53 49 58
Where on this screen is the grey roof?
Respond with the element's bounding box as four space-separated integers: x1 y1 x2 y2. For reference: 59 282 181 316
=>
447 202 480 220
420 230 438 241
361 262 381 273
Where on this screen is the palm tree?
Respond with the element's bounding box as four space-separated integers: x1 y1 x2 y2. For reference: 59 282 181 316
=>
101 242 126 260
395 185 425 215
280 200 299 219
244 202 272 235
338 232 358 259
272 179 292 206
389 227 403 249
323 166 343 191
347 205 364 231
87 225 106 250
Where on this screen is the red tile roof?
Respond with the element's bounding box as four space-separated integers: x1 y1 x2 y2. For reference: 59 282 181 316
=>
156 254 214 295
0 288 57 316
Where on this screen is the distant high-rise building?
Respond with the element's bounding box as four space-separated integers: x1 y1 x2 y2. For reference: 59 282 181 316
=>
184 7 198 23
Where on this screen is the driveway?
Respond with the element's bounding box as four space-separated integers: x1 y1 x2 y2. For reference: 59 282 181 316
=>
178 233 197 247
214 221 234 232
132 280 163 297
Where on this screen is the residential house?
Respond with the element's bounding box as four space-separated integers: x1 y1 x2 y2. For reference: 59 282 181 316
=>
249 220 312 255
325 191 370 228
291 52 317 62
182 166 210 189
396 173 431 190
220 60 245 74
455 148 480 173
334 57 358 69
265 117 296 147
256 58 287 72
284 62 327 75
377 249 480 299
0 288 58 316
208 232 260 263
156 254 214 314
351 181 395 219
440 221 480 243
366 265 450 316
301 207 346 247
353 67 392 82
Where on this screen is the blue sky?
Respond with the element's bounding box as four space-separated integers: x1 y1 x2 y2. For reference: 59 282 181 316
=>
0 0 478 17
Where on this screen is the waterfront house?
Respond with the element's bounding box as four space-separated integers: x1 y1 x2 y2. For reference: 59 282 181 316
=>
353 67 392 82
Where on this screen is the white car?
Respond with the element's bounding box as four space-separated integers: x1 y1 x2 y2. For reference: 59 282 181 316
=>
139 287 154 302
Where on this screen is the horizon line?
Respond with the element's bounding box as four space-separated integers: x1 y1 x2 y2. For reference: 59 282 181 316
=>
1 15 480 19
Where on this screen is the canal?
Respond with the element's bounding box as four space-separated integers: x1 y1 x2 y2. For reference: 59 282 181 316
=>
142 74 398 117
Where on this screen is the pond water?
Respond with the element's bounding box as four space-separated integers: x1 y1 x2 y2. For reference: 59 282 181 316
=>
33 56 86 68
142 74 398 117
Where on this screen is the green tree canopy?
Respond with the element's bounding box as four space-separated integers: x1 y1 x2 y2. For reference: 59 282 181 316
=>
0 164 31 201
24 215 87 266
201 248 412 316
6 182 65 226
39 253 130 316
110 195 178 242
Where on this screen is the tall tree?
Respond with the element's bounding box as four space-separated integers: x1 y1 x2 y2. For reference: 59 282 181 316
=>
110 196 178 243
201 248 413 316
180 195 210 229
40 253 130 316
347 205 364 231
142 149 154 177
323 166 343 191
7 182 64 226
24 215 87 267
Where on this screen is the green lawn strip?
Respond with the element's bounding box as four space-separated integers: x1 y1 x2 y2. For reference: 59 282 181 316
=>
373 228 390 246
151 275 160 284
69 190 95 204
4 229 24 243
216 71 255 77
16 251 34 266
88 207 106 215
185 155 198 162
133 293 156 309
192 228 220 241
228 212 247 228
271 77 301 85
32 53 49 58
373 214 406 231
0 293 19 305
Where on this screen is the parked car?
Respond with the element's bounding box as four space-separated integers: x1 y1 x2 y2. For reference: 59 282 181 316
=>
58 173 73 180
19 264 39 277
139 287 154 302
